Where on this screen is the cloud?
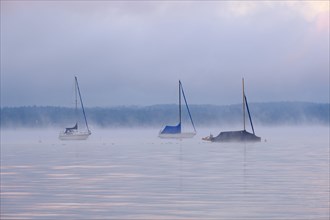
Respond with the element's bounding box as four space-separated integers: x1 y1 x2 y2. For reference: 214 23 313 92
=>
294 1 329 22
1 1 329 106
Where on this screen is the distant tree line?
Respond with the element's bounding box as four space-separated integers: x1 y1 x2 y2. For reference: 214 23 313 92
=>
0 102 329 128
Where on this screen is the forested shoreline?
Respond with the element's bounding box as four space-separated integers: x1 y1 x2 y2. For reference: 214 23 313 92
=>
1 102 329 128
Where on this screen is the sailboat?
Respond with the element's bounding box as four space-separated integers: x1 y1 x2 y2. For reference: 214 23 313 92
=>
159 80 196 139
203 78 261 142
59 76 91 140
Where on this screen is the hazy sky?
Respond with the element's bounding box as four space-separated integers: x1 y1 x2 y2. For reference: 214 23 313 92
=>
1 1 329 107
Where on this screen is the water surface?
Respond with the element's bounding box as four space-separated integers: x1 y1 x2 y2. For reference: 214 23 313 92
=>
1 127 329 219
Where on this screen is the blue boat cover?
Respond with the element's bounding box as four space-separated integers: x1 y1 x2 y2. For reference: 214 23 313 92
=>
161 123 181 134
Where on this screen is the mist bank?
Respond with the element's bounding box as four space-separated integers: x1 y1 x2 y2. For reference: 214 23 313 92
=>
1 102 329 128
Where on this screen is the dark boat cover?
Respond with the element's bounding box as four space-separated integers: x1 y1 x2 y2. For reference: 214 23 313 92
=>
160 123 181 134
65 123 78 133
211 130 261 142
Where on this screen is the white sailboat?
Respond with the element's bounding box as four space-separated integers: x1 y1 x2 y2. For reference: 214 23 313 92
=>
59 76 91 140
159 80 196 139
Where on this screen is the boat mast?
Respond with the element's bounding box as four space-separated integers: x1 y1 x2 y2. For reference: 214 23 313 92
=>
242 78 246 131
75 77 78 123
179 80 182 125
75 76 90 132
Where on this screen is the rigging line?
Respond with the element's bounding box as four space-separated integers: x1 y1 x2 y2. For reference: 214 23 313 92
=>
75 76 90 132
179 80 182 125
244 95 255 135
180 82 196 133
74 77 78 123
243 78 246 131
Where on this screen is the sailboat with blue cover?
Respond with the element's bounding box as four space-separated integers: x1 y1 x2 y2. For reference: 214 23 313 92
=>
159 80 196 138
59 76 91 140
203 78 261 142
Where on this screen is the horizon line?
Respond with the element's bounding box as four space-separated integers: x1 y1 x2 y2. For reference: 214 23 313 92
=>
1 101 329 109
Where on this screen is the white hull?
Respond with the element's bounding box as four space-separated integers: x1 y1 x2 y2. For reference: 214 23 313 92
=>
158 132 196 139
59 131 91 140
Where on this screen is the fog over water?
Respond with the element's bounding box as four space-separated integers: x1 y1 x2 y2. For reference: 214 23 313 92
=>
1 126 329 219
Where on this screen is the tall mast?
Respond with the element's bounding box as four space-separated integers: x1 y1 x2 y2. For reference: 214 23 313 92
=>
242 78 246 130
75 76 90 132
75 77 78 121
179 80 182 124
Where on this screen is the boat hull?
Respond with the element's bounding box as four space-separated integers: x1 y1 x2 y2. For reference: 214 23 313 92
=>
59 131 91 140
207 130 261 143
158 132 196 139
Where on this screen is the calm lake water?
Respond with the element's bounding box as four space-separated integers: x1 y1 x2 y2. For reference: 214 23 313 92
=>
1 126 329 219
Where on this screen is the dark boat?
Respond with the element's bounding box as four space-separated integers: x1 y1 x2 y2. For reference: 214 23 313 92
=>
204 78 261 143
208 130 261 142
